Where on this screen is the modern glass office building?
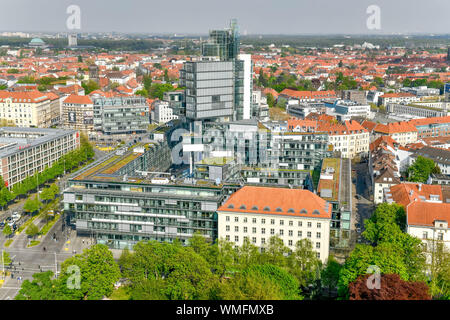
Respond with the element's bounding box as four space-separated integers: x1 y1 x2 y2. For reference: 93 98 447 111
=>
181 59 235 121
202 19 240 61
92 96 149 135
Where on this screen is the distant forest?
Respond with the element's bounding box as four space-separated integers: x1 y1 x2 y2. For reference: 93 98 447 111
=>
0 34 449 52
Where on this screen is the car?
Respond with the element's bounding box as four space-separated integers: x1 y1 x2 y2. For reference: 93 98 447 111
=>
356 228 361 233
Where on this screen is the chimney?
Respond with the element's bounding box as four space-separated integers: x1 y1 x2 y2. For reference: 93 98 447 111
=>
418 183 422 191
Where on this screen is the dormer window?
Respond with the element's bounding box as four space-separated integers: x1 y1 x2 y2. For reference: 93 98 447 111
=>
275 207 283 212
227 204 234 209
312 210 320 215
263 206 270 211
287 208 295 213
251 206 258 211
300 209 307 214
239 205 247 210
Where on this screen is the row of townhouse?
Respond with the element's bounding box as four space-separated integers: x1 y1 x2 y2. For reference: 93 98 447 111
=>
287 118 369 159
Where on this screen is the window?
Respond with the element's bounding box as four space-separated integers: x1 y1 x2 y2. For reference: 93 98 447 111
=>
316 252 320 259
243 227 247 233
270 229 275 235
226 216 230 222
227 204 234 209
239 205 247 210
316 232 321 239
280 220 284 226
252 227 256 234
288 230 293 237
261 238 266 245
252 218 256 224
252 237 257 244
261 228 266 234
298 221 302 227
316 242 321 249
261 219 266 224
317 223 321 228
251 206 258 210
288 240 293 246
271 219 275 225
279 229 284 236
235 226 239 232
438 233 444 241
226 235 230 241
298 231 302 237
263 206 271 211
226 225 230 232
423 232 428 240
307 232 311 238
307 222 312 228
276 207 283 212
289 221 293 226
235 236 239 242
234 217 239 222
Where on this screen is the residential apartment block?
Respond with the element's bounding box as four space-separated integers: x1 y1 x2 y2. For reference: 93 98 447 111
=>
0 90 61 127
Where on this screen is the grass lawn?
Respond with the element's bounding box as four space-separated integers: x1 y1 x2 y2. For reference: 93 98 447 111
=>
27 240 40 248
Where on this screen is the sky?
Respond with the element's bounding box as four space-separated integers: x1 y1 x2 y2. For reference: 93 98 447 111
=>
0 0 449 35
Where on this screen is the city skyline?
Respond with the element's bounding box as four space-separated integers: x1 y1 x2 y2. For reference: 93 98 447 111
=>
0 0 449 35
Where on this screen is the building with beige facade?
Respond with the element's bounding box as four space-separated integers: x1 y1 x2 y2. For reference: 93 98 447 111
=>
0 90 61 127
217 186 331 262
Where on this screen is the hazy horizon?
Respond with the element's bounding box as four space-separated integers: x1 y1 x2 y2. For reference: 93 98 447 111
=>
1 0 449 35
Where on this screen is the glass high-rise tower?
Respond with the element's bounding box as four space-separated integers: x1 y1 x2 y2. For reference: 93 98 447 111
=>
202 19 240 61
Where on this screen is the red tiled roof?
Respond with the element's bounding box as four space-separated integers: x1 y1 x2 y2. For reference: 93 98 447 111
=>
389 183 443 208
218 186 331 219
407 201 450 228
63 94 93 105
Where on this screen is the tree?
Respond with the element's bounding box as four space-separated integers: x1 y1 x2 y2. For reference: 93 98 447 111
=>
2 224 12 238
428 242 450 299
121 241 216 300
15 271 62 300
23 196 40 215
338 203 427 298
287 239 321 288
0 251 11 265
25 224 39 239
81 80 100 94
407 156 438 183
321 255 342 294
260 236 290 268
216 270 284 300
244 264 301 300
135 89 148 97
266 93 275 108
58 244 120 300
348 274 431 300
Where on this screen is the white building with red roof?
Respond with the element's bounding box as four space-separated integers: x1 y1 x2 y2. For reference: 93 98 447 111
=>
0 90 60 127
62 94 94 132
217 186 331 262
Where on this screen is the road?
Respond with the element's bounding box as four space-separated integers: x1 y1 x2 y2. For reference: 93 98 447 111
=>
0 146 107 300
352 160 375 244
